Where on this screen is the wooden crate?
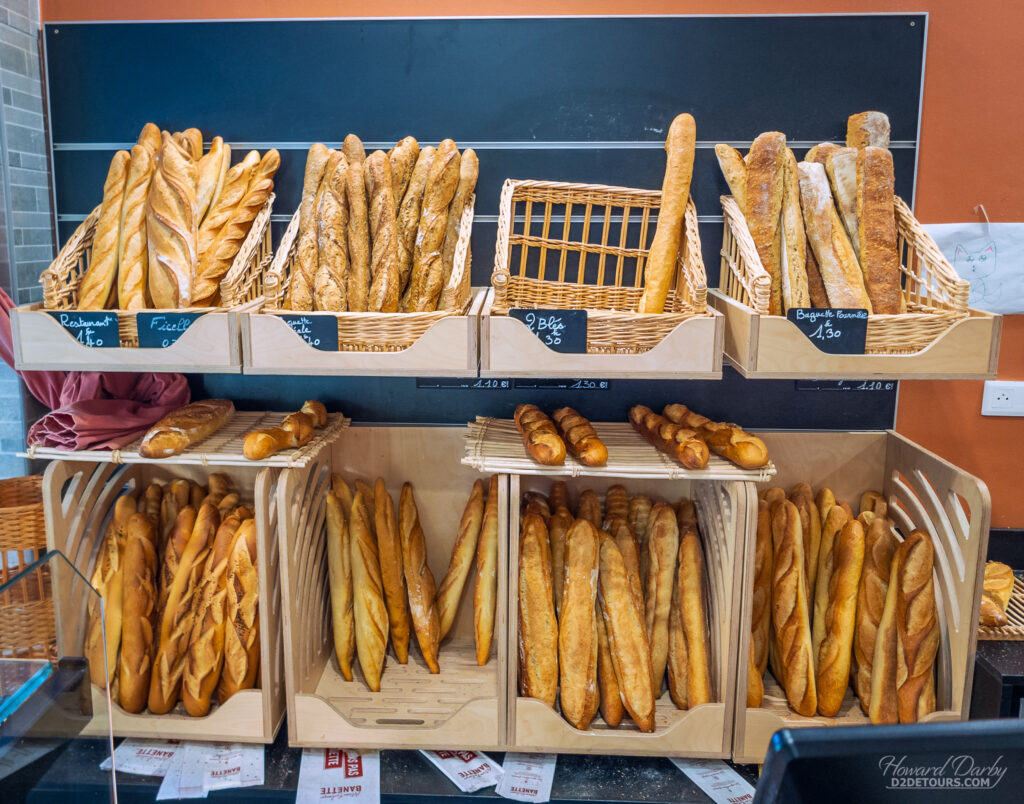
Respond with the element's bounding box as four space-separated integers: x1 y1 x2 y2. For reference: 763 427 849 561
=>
242 198 480 376
507 474 753 756
481 180 723 379
42 459 285 743
11 197 273 374
712 196 1002 379
732 431 991 764
278 426 508 749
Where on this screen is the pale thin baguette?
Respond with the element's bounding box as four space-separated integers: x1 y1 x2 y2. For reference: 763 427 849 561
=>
80 150 131 309
518 512 558 706
376 478 411 664
395 147 436 295
326 491 355 681
289 144 332 311
549 507 573 619
745 132 787 315
439 148 479 306
474 475 499 665
399 483 441 673
436 479 485 640
644 504 679 694
780 148 809 311
349 489 388 691
558 519 600 731
679 529 712 707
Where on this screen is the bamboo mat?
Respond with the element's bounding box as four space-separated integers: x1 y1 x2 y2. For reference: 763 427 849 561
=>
462 417 776 481
23 411 348 469
977 575 1024 641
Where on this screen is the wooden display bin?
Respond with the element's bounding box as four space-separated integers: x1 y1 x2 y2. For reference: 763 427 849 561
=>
480 180 723 379
278 426 508 749
712 196 1002 379
732 431 991 764
507 474 754 756
42 459 286 743
12 197 273 374
242 200 480 376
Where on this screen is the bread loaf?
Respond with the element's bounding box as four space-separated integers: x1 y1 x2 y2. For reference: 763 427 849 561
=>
747 636 764 707
805 245 829 308
715 143 747 213
745 132 787 315
80 151 131 309
179 128 203 161
678 529 712 707
789 483 822 597
342 134 365 164
290 144 332 311
780 148 809 311
439 148 479 302
364 151 401 312
603 485 628 525
576 489 602 529
552 407 608 467
159 479 190 555
846 111 891 149
437 479 484 639
806 142 841 166
375 479 411 664
313 153 351 312
217 518 260 703
699 420 769 469
514 404 566 465
549 506 572 619
607 518 645 622
645 504 679 693
195 137 228 223
399 483 441 673
139 399 235 459
895 531 939 723
638 113 696 313
559 519 601 730
815 488 836 524
628 496 653 547
815 519 865 716
751 500 773 676
198 150 259 259
474 475 499 665
824 148 860 256
598 536 656 732
349 489 388 691
869 535 904 724
860 491 887 517
116 145 156 310
117 513 158 713
147 135 198 308
137 122 161 155
812 504 851 659
389 136 420 204
522 491 551 522
518 512 558 706
595 608 623 726
326 491 355 681
407 140 461 312
856 146 904 315
980 561 1014 626
395 147 436 294
854 517 898 711
667 550 690 711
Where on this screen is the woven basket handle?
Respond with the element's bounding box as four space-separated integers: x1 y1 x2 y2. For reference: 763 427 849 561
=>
264 208 301 310
491 179 518 307
720 195 772 315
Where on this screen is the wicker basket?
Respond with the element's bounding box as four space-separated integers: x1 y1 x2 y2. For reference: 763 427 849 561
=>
490 179 711 355
261 197 474 352
0 475 55 662
719 195 969 355
39 195 274 347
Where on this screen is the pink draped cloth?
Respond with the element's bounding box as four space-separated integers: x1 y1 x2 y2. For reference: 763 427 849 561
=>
0 287 190 451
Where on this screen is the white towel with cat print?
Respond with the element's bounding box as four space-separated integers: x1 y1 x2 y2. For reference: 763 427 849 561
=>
925 222 1024 314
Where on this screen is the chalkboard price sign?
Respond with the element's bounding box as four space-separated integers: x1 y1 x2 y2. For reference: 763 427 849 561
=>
136 311 202 348
416 378 512 390
280 314 337 351
509 308 587 353
48 310 119 348
796 380 897 392
786 308 868 354
514 378 611 390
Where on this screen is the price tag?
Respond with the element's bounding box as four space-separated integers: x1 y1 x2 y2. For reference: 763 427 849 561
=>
48 310 119 348
786 308 868 354
513 378 611 390
795 380 897 392
281 314 338 351
510 308 587 353
416 378 512 390
136 312 203 348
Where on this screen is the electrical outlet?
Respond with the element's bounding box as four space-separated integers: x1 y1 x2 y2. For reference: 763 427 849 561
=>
981 381 1024 416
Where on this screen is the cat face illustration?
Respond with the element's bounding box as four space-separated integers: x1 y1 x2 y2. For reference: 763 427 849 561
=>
954 242 997 281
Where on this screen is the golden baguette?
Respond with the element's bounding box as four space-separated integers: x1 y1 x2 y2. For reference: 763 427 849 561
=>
514 404 566 466
857 146 904 314
117 144 156 310
812 504 852 660
869 534 905 724
715 143 747 214
679 528 712 707
159 479 190 553
751 500 773 676
518 512 558 706
117 513 158 713
313 153 351 312
375 478 411 664
854 517 898 711
195 136 228 223
645 503 680 694
80 150 131 309
395 147 436 294
217 518 260 703
290 144 332 311
576 489 602 529
147 134 198 308
747 636 764 707
552 407 608 467
157 506 197 622
137 122 161 155
399 483 441 673
607 518 645 621
980 561 1014 626
745 132 787 315
364 151 401 312
439 148 479 306
780 148 809 311
628 496 653 589
474 475 499 665
549 506 573 619
389 136 420 205
436 479 485 640
349 490 388 691
815 488 836 525
789 483 822 598
604 485 629 525
198 150 259 257
549 481 569 513
406 140 461 312
326 491 355 681
596 605 624 727
895 530 939 723
558 519 600 730
667 557 690 711
342 134 365 164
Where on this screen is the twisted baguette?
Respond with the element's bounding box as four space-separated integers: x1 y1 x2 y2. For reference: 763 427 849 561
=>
406 140 461 311
147 134 198 308
117 145 156 310
349 489 388 691
377 479 411 664
198 150 259 258
558 519 600 730
313 153 350 312
216 518 260 703
518 512 558 706
79 150 130 309
436 479 484 639
364 151 401 312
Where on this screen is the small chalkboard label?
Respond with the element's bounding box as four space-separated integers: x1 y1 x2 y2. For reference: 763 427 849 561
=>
786 308 868 354
280 314 337 351
136 311 203 348
513 378 611 390
795 380 897 392
416 378 512 390
510 308 587 353
48 310 119 348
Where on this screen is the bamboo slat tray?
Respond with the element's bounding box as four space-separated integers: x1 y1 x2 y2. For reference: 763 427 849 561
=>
23 411 348 468
977 576 1024 641
462 417 776 481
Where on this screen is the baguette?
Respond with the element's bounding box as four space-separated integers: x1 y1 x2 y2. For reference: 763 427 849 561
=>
846 111 891 149
598 536 656 732
860 491 887 517
780 148 809 311
815 488 836 524
137 122 161 155
389 136 420 205
825 148 860 256
638 113 696 313
141 482 162 524
342 134 365 164
147 134 198 308
406 140 461 312
436 479 485 639
667 552 690 711
80 150 131 309
474 475 499 665
678 529 712 707
549 507 573 619
771 500 816 716
745 132 787 315
117 513 159 713
761 487 786 508
854 517 899 711
751 500 773 676
549 481 569 513
645 504 679 693
195 136 228 223
604 485 629 525
980 591 1009 628
789 483 822 597
606 518 645 620
313 152 351 312
895 531 940 723
980 561 1014 627
869 534 905 724
596 607 623 727
558 519 600 730
139 399 235 459
198 150 259 258
178 128 203 161
290 144 332 311
159 479 190 554
332 474 354 516
522 491 551 522
715 143 747 213
395 147 436 294
349 489 388 691
156 505 197 622
628 496 653 547
376 479 411 664
439 148 479 302
326 491 355 681
189 483 205 509
747 636 764 707
797 161 872 310
364 151 401 312
856 146 904 315
815 519 865 716
552 407 608 467
518 512 558 706
698 420 769 469
514 404 566 465
117 144 156 310
217 518 260 703
812 504 852 660
399 483 441 673
805 245 829 308
576 489 602 529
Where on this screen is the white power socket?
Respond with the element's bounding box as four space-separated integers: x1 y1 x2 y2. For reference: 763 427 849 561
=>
981 381 1024 416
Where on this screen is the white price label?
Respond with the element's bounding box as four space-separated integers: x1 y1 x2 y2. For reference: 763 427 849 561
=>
296 748 381 804
420 749 504 792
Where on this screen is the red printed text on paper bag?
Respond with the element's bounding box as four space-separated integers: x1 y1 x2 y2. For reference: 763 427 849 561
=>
435 751 479 763
325 750 364 778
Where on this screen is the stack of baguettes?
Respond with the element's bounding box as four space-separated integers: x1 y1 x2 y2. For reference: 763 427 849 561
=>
629 403 770 470
717 111 905 316
518 481 713 733
286 134 479 314
325 474 498 692
748 484 940 725
83 473 262 717
74 124 279 311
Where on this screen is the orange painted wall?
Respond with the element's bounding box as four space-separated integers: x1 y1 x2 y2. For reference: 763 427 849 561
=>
40 1 1024 525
